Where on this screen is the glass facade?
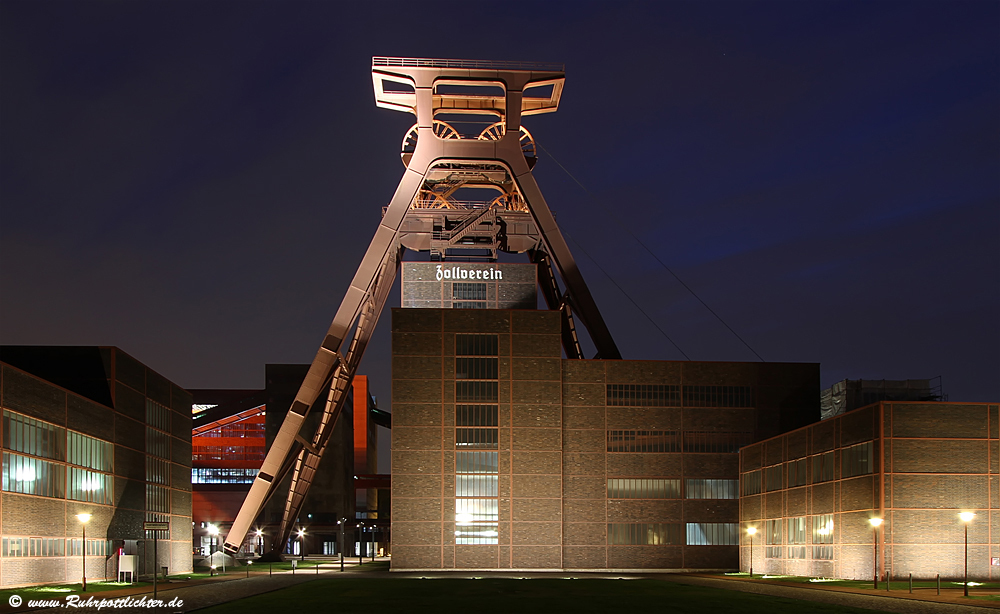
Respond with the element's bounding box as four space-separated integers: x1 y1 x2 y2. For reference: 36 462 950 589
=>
454 335 499 545
607 478 681 499
686 523 738 545
608 523 682 545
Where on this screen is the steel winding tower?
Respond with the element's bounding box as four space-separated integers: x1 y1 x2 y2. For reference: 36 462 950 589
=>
224 57 621 556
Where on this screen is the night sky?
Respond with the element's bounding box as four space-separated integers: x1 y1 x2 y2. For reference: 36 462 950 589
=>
2 0 998 434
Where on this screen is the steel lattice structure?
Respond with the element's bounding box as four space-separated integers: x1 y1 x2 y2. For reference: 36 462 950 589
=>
224 57 620 556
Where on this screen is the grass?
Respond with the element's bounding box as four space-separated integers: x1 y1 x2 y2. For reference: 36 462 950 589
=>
724 572 1000 591
196 577 887 614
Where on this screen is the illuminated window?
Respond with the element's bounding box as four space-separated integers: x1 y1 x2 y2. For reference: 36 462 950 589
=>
685 523 738 546
812 451 835 483
455 428 498 449
812 514 834 544
68 467 112 504
67 431 113 473
191 468 258 484
1 452 65 498
2 537 66 557
608 523 682 545
685 479 737 499
786 517 806 545
2 410 65 460
812 546 834 560
765 519 782 546
607 478 681 499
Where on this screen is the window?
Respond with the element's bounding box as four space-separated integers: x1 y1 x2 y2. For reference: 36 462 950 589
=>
606 384 680 407
685 479 737 499
607 430 678 453
453 283 487 301
2 537 66 557
786 517 806 545
813 451 835 483
787 458 807 488
455 381 498 402
686 523 738 546
1 452 65 498
68 467 112 504
146 428 170 459
842 442 874 478
455 358 498 380
68 539 113 557
146 399 171 432
683 432 753 453
453 302 488 309
812 546 834 560
765 546 783 559
764 464 783 492
741 470 761 496
812 514 834 544
455 428 498 449
2 411 65 460
456 451 498 473
456 405 498 426
455 499 498 545
607 478 681 499
67 431 113 473
788 546 807 559
682 386 754 408
455 334 498 356
146 456 170 485
608 523 682 545
192 468 258 484
765 519 782 545
146 484 170 513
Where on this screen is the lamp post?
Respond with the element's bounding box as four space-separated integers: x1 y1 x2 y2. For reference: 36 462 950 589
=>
255 529 264 556
747 527 757 578
337 519 346 571
869 518 883 589
207 524 220 573
960 512 975 597
357 523 365 566
76 513 92 592
297 528 306 561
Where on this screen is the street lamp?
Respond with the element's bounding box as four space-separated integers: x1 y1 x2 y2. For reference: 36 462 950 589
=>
337 519 346 571
869 518 883 589
76 513 92 592
357 523 365 566
746 527 757 578
254 529 264 556
207 524 224 573
960 512 975 597
297 528 306 561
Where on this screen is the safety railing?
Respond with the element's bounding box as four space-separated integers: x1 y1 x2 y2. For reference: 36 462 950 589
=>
373 57 564 71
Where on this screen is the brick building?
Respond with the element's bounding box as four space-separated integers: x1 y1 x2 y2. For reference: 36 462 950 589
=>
0 346 193 588
390 308 819 570
739 401 1000 581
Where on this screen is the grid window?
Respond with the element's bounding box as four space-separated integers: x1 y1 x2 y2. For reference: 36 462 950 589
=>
146 399 172 432
607 478 681 499
455 381 498 402
608 523 682 545
2 537 66 557
192 468 258 484
453 302 488 309
812 546 834 560
607 430 679 453
765 519 782 545
67 431 113 473
1 452 65 498
765 546 783 559
456 474 498 497
456 405 498 427
455 428 498 449
788 546 807 559
685 479 737 499
455 499 498 545
455 334 498 356
455 523 498 544
146 456 170 485
68 467 112 504
2 410 65 460
68 539 113 557
842 442 874 478
455 358 498 380
456 451 498 473
812 514 834 544
686 523 738 546
606 384 680 407
682 386 755 408
813 451 835 483
146 428 170 459
787 517 807 544
146 483 170 513
453 283 487 300
741 470 762 496
683 431 752 453
764 464 783 492
787 457 807 488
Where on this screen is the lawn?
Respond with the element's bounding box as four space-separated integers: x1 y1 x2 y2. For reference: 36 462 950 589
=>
0 580 150 603
197 577 887 614
724 572 1000 591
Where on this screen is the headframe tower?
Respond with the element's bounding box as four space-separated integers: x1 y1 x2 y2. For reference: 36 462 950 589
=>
224 57 620 556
